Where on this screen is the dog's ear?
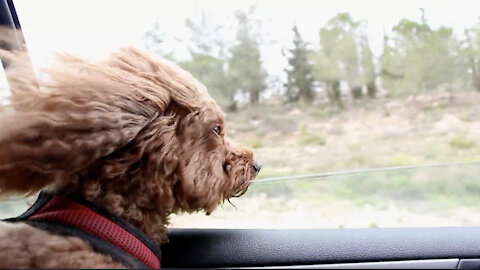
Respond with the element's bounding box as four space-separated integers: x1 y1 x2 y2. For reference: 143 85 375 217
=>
0 48 169 196
105 47 216 112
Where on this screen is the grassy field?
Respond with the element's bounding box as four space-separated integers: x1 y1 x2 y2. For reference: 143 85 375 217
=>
1 90 480 229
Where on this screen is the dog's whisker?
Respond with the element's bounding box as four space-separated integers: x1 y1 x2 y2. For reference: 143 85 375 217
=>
231 186 248 198
227 198 237 209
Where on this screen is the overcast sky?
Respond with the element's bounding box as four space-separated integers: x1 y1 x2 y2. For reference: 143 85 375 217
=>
10 0 480 80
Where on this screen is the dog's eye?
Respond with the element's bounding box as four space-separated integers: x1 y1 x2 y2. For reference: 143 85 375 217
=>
212 126 221 136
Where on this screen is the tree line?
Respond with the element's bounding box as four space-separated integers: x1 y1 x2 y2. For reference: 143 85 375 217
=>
144 9 480 110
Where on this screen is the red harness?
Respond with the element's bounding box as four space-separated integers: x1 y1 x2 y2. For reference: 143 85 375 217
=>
6 192 161 269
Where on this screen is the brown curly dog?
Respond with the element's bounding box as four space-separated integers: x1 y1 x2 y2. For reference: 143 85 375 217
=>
0 46 260 268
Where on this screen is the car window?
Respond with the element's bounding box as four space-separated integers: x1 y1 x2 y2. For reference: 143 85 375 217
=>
2 0 480 230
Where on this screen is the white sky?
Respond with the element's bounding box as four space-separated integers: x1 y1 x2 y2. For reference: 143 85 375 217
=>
10 0 480 80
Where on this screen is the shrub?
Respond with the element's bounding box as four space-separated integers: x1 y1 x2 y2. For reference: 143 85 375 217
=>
449 136 474 149
297 134 327 146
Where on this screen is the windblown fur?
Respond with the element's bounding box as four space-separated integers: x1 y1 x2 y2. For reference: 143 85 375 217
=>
0 32 258 268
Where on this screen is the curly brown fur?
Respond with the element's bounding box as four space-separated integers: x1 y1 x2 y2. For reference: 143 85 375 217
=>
0 35 258 267
0 222 125 268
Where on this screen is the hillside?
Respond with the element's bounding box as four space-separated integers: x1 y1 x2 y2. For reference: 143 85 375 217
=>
171 91 480 229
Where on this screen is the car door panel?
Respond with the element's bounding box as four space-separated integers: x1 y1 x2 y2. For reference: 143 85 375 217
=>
162 228 480 268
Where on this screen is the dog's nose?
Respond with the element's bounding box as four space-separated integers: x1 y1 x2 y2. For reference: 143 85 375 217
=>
252 161 262 174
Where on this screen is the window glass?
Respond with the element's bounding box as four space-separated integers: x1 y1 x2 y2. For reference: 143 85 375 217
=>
3 0 480 228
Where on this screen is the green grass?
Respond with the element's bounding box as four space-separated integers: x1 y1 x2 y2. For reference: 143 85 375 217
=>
297 124 326 146
297 133 326 146
389 154 422 166
449 136 475 149
239 135 264 149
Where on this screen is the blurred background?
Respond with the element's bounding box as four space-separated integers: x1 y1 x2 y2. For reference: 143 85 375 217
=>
1 0 480 229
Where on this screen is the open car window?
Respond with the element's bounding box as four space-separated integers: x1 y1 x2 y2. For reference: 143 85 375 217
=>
2 0 480 233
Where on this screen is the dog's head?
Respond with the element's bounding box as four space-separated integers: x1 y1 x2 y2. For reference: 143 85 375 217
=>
171 106 259 213
0 47 260 240
95 48 261 214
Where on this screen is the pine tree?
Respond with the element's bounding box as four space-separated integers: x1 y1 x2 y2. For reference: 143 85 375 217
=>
143 19 175 61
381 17 466 95
312 13 361 107
285 26 315 103
465 21 480 92
360 36 377 98
228 9 267 106
179 11 233 108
